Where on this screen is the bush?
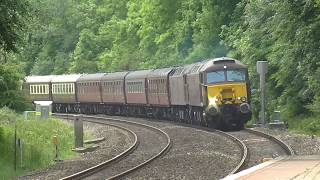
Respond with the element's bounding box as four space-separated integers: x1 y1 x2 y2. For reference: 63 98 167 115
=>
0 106 17 124
286 115 320 136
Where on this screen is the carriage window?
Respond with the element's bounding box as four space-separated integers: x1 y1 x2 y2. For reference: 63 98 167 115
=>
207 71 225 83
227 70 246 82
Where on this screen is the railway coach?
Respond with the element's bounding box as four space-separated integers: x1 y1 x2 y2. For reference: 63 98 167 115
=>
24 75 54 101
24 57 252 130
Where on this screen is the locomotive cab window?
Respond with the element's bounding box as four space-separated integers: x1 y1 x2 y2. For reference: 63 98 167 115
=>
227 70 246 82
207 71 225 84
207 69 246 84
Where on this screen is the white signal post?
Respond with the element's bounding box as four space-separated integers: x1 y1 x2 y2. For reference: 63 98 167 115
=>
257 61 268 125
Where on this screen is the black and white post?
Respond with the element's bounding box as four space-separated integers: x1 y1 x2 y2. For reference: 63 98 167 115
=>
257 61 268 125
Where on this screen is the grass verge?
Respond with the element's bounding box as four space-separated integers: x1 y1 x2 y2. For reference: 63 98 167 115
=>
245 112 320 136
286 115 320 136
0 107 77 179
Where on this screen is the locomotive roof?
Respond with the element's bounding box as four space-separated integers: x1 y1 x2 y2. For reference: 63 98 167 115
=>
51 74 83 83
186 61 207 74
147 67 175 78
25 75 55 83
200 57 247 72
101 71 129 81
126 69 153 80
171 63 195 76
77 73 106 82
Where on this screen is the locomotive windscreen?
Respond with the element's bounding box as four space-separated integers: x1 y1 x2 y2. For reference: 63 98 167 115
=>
207 70 246 84
226 70 246 81
207 71 225 83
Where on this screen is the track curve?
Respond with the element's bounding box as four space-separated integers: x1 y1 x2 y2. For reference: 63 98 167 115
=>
228 128 294 170
194 127 248 175
55 114 171 180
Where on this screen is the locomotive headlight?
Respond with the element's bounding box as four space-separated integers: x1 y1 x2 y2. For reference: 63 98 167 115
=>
206 105 219 116
209 97 217 104
240 96 247 102
208 106 217 114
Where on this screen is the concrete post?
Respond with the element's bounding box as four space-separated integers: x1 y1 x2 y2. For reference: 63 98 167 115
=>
74 115 83 148
260 71 266 124
257 61 268 125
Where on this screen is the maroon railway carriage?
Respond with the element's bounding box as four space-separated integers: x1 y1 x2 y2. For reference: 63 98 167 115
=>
101 72 129 104
77 73 106 114
146 68 176 118
100 71 129 114
125 70 152 116
146 68 175 106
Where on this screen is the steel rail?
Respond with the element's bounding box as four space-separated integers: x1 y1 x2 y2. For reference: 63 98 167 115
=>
97 115 249 176
54 113 172 180
222 128 295 179
196 127 248 175
216 130 249 175
54 114 139 180
95 115 252 175
245 128 295 156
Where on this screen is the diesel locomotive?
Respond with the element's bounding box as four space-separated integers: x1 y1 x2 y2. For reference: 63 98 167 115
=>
24 57 251 130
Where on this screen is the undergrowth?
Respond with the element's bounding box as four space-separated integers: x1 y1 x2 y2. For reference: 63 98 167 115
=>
286 115 320 136
0 107 77 179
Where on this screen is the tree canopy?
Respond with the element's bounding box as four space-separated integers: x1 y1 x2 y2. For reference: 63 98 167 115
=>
0 0 29 53
1 0 320 119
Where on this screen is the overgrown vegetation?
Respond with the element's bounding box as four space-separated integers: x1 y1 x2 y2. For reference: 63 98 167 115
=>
286 115 320 137
222 0 320 120
0 107 77 179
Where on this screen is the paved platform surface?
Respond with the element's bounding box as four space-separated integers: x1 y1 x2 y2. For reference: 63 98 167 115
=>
224 155 320 180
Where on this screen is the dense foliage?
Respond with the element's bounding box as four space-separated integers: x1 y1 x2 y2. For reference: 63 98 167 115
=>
15 0 239 74
1 0 320 122
0 0 29 53
0 0 30 111
222 0 320 118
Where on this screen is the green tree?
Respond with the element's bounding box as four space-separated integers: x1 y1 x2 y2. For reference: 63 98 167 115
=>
0 64 28 111
0 0 29 53
222 0 320 118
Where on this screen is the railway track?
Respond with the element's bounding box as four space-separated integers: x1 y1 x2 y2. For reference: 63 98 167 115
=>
54 114 171 180
55 114 292 178
228 128 294 170
96 115 249 177
95 115 293 176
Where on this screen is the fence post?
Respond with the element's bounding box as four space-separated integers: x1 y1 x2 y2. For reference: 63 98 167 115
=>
17 139 23 168
52 136 60 161
14 122 17 171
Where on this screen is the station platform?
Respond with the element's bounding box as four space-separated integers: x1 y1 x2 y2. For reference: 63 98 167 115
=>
224 155 320 180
